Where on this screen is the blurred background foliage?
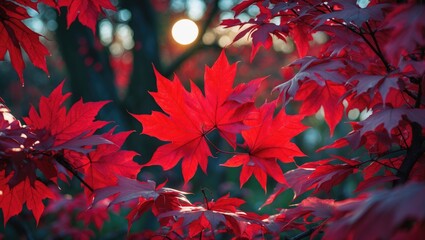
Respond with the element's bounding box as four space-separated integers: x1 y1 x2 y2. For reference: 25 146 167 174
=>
0 0 364 238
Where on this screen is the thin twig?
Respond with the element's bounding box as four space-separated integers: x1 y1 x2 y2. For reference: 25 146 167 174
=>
397 127 409 149
201 188 210 210
305 0 392 72
365 22 391 71
55 153 94 192
204 135 245 155
290 227 316 240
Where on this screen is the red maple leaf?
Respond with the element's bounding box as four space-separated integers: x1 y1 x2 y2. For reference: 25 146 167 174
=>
315 1 390 28
0 1 49 84
0 172 55 224
44 189 110 237
158 194 256 238
222 102 306 191
357 107 425 137
324 182 425 239
93 176 190 229
24 81 110 153
274 56 347 101
383 4 425 64
57 0 116 33
133 51 263 183
222 4 289 61
262 157 360 208
295 81 346 136
348 73 402 104
290 22 312 58
260 168 313 209
75 129 139 193
190 51 264 147
231 0 260 16
132 72 213 183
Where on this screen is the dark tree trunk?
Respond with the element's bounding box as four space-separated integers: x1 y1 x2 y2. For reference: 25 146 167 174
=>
55 12 128 132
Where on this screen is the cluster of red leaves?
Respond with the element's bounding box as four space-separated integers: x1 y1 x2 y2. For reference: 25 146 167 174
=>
42 189 112 240
0 0 115 84
93 177 272 239
0 82 138 224
219 0 425 238
133 51 305 190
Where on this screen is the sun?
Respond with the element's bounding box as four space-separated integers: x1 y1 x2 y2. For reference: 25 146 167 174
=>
171 19 199 45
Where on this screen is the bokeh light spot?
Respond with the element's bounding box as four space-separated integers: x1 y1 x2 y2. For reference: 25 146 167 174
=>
172 19 199 45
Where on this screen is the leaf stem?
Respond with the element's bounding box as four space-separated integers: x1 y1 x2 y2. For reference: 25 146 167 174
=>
201 188 210 210
204 135 246 155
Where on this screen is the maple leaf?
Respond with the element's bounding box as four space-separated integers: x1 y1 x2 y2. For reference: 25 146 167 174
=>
324 182 425 239
76 129 139 192
357 107 425 138
348 73 401 103
192 51 264 147
290 23 313 58
262 157 359 208
274 56 347 103
268 197 335 238
132 72 212 183
158 194 253 238
383 4 425 64
134 51 263 183
223 4 289 61
286 197 335 223
0 1 49 84
0 101 32 155
44 190 108 237
264 196 336 238
260 168 314 209
315 0 390 28
0 172 55 224
317 24 363 57
76 197 110 230
24 81 110 153
231 0 260 16
306 164 357 194
57 0 116 33
222 102 306 191
294 80 346 136
94 176 190 229
354 175 399 192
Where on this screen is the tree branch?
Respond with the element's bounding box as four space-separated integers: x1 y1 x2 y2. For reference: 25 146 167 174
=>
365 22 392 72
395 122 425 185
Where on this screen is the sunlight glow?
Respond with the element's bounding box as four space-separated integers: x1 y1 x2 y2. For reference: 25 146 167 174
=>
172 19 199 45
